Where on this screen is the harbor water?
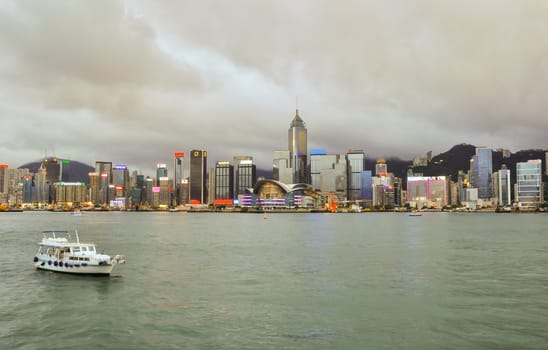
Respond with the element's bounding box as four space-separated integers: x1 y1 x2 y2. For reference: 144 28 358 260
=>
1 211 548 349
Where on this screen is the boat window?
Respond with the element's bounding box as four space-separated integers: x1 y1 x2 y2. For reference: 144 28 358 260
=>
81 246 88 252
88 246 95 253
73 247 81 253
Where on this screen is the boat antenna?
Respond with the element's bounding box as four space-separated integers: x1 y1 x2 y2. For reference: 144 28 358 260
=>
75 229 80 244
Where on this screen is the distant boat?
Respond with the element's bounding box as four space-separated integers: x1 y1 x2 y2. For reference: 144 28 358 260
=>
33 230 125 275
263 211 268 219
72 209 82 216
409 211 422 217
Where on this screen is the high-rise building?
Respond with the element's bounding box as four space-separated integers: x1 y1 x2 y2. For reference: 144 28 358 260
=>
156 163 168 186
173 152 185 205
360 170 373 204
346 149 366 201
22 175 33 203
214 161 234 206
288 109 308 183
95 161 112 205
189 150 207 204
406 176 448 208
43 158 61 183
497 165 511 206
516 159 543 209
158 176 170 206
234 157 256 196
473 147 493 200
0 164 8 194
375 159 387 176
273 150 292 184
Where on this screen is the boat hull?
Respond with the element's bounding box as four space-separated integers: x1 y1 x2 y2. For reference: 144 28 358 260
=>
34 260 115 275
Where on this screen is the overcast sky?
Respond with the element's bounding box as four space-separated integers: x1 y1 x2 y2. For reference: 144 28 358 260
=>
1 1 547 176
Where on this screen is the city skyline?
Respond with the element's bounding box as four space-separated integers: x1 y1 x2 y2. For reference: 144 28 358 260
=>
1 2 547 176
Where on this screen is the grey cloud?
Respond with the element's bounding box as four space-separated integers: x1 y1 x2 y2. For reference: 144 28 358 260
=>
1 0 547 174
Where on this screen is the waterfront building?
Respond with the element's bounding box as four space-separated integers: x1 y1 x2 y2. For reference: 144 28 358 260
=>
55 182 87 205
213 161 234 206
273 150 292 184
234 157 256 197
360 171 373 205
158 176 170 207
95 161 112 205
22 175 32 203
173 152 185 206
372 173 394 208
497 165 511 206
189 150 207 204
346 149 366 201
406 176 448 208
113 165 129 203
145 177 154 206
247 179 321 208
473 147 493 200
309 152 347 202
88 172 100 205
288 109 308 184
0 164 8 196
516 159 543 209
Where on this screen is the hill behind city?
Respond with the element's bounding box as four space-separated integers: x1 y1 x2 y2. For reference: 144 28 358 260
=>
18 144 547 185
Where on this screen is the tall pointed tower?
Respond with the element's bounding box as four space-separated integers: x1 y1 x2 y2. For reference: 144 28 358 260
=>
288 109 308 183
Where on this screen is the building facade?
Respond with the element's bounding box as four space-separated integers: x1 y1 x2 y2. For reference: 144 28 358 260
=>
288 110 308 184
189 150 207 204
516 159 543 209
346 149 366 201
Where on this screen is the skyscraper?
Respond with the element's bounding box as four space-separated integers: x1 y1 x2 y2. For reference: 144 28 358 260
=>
189 150 207 204
43 158 61 183
156 163 168 186
474 147 493 200
234 156 256 196
288 109 308 183
173 152 185 205
497 165 511 206
214 161 234 205
346 149 366 201
95 161 112 205
516 159 543 209
273 150 292 184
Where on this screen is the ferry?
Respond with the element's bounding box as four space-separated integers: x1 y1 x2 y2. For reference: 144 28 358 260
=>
33 230 125 275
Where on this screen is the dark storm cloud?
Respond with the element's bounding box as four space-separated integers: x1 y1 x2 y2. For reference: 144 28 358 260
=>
1 1 547 175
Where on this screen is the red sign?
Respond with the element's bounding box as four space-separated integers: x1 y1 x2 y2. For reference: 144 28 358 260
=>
174 151 185 157
0 164 8 168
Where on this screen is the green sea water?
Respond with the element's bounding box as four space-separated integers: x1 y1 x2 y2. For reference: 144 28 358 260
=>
1 211 547 349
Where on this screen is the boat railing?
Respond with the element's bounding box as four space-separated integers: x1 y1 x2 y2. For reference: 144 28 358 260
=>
42 230 71 240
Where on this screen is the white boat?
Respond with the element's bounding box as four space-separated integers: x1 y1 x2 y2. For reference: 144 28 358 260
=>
33 230 125 275
409 211 422 216
72 209 82 216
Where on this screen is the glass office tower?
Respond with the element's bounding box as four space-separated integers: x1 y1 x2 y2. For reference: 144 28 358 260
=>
346 149 366 201
189 150 207 204
516 159 543 209
474 147 493 200
288 110 308 184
